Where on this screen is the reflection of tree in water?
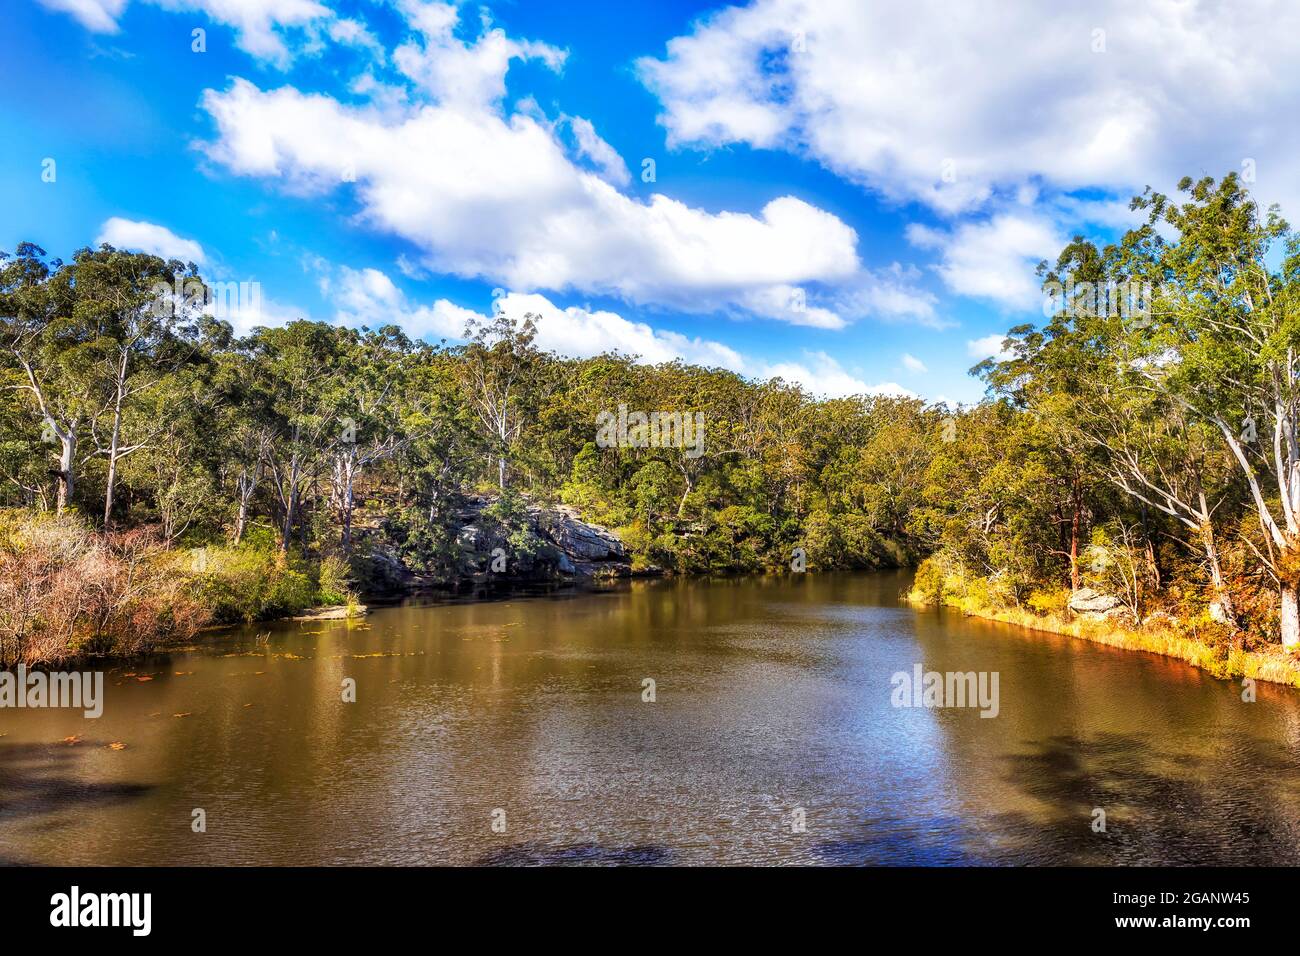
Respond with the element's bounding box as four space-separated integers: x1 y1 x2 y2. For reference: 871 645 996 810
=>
986 732 1300 865
813 732 1300 866
0 741 154 864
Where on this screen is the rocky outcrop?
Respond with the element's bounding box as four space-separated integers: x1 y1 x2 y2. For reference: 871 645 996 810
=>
368 496 633 594
533 505 627 579
1068 587 1123 616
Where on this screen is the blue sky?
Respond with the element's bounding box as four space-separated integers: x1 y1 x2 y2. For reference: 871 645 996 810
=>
5 0 1293 404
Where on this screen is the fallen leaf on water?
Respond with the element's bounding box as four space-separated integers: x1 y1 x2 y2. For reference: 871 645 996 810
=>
174 671 193 676
107 742 126 751
135 675 154 682
242 703 255 708
60 735 81 745
147 711 161 717
171 712 192 718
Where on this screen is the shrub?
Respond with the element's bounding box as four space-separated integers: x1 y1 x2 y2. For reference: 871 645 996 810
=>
316 553 355 606
191 534 315 624
0 511 209 665
1027 588 1070 617
910 557 946 602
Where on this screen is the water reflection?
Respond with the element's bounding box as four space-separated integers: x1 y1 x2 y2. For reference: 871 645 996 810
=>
0 570 1298 865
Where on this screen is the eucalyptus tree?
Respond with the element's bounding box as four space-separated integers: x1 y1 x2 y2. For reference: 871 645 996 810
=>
56 245 206 525
243 321 349 552
325 325 420 554
984 233 1238 614
458 312 543 490
0 243 82 512
1108 174 1300 644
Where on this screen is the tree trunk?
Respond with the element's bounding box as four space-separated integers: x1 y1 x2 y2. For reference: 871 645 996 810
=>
1200 521 1236 626
340 451 356 554
103 350 128 527
104 410 122 525
1068 494 1081 591
56 430 76 514
281 456 300 553
677 471 693 518
1281 583 1300 649
234 494 249 546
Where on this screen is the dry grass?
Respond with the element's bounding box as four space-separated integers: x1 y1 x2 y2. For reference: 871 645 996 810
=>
906 588 1300 688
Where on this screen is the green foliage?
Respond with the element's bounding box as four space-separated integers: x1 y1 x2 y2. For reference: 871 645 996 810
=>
7 183 1300 656
1027 588 1070 617
192 530 316 624
316 554 355 606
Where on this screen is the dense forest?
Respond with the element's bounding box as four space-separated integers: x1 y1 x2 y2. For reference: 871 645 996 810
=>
2 173 1299 674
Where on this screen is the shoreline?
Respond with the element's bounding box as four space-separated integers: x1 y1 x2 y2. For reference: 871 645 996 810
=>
905 590 1300 690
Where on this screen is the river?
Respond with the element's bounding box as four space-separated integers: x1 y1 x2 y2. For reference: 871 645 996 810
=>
2 570 1299 865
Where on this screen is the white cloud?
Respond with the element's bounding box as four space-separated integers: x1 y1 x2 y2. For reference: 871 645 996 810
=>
212 290 307 336
901 353 926 373
38 0 126 32
967 334 1011 362
190 3 946 331
833 263 945 328
43 0 333 66
96 217 206 264
908 213 1063 310
324 265 903 399
201 73 862 325
331 266 466 341
564 115 631 187
762 350 913 399
637 0 1300 217
392 0 566 110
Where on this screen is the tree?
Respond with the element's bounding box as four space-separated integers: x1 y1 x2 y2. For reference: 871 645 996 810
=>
1107 174 1300 644
58 246 205 525
459 312 542 490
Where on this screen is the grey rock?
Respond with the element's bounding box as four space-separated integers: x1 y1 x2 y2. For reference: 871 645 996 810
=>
1069 587 1122 614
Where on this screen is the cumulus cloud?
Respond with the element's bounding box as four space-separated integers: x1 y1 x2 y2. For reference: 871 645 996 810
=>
907 212 1063 310
901 353 926 373
42 0 345 66
322 263 904 399
215 291 308 336
96 217 206 264
563 115 631 187
392 0 566 109
967 334 1012 362
762 350 913 399
637 0 1300 216
190 3 945 331
331 266 468 341
201 76 862 325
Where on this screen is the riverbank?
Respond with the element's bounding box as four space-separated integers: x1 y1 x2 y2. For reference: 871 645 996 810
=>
906 587 1300 689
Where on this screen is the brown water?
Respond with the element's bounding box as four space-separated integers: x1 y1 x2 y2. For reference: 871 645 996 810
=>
2 570 1299 866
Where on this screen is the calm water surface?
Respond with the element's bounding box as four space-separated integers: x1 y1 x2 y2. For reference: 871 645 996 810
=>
3 570 1299 865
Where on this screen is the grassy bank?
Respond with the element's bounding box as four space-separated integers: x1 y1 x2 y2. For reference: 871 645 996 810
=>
906 561 1300 689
